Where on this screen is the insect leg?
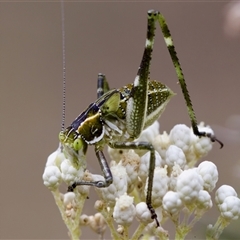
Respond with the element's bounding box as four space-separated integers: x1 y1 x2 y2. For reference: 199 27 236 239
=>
68 149 113 191
150 10 223 148
97 73 110 98
109 141 159 227
95 149 113 187
126 11 158 139
121 11 170 227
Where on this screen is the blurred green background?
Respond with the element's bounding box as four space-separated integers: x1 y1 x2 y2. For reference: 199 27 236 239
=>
1 1 240 239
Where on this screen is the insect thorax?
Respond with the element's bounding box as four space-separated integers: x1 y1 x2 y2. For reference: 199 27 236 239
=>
102 80 174 143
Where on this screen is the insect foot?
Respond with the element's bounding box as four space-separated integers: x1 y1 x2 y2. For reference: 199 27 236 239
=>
193 127 224 149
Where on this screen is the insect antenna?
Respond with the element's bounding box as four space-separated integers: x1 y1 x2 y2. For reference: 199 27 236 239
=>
61 0 66 132
59 1 67 153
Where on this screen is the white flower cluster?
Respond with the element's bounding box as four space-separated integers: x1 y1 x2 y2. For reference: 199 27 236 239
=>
42 146 86 190
216 185 240 220
43 122 240 240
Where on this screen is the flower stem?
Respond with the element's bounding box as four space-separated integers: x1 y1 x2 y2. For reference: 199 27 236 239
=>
52 189 81 239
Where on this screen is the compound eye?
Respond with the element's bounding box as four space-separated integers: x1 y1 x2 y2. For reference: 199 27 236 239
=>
73 138 83 151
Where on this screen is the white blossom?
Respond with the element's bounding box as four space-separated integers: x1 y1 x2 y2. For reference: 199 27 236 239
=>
162 191 183 215
76 170 92 195
135 202 154 224
215 185 237 206
60 158 84 185
63 192 76 205
96 164 127 205
197 161 218 192
218 196 240 220
169 124 193 153
63 192 77 219
113 193 136 226
79 214 90 226
42 165 62 189
165 145 186 168
88 213 106 236
196 190 213 209
177 168 203 204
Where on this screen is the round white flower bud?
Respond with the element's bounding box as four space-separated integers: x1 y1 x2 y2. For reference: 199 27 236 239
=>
162 191 183 215
60 159 84 185
79 214 90 226
98 164 127 205
218 196 240 220
63 192 77 219
63 192 76 205
94 200 105 212
169 124 193 153
177 168 203 204
88 213 106 235
113 193 136 226
165 145 186 169
197 161 218 192
117 225 124 235
42 165 62 189
196 190 213 209
215 185 237 206
135 202 154 224
76 170 92 195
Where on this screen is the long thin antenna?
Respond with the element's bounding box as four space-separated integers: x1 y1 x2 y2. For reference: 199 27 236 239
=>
61 0 66 131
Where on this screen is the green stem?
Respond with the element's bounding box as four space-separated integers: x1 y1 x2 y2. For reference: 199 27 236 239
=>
99 205 121 240
52 189 88 240
131 222 147 240
175 225 191 240
171 210 192 240
206 216 230 240
123 226 129 239
52 189 81 239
